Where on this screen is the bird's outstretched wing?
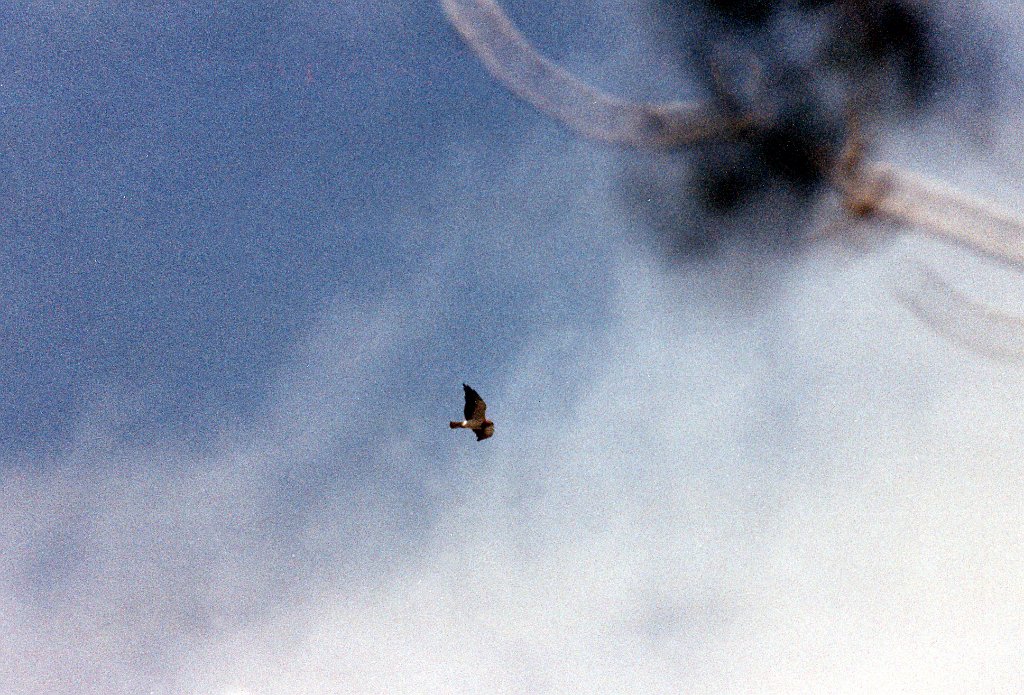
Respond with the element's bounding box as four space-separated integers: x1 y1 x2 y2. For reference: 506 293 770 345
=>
473 422 495 441
463 383 487 421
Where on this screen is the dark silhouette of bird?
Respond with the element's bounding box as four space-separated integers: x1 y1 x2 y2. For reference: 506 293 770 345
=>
449 384 494 440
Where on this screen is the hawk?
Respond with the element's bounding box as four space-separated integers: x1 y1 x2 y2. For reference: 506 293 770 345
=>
449 383 494 440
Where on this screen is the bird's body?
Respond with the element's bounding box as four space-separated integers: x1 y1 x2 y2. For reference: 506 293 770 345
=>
450 384 494 440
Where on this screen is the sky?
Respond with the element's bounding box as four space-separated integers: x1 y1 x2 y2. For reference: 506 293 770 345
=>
2 1 1024 693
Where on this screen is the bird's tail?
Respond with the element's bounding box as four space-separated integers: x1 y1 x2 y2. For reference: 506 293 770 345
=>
450 421 465 429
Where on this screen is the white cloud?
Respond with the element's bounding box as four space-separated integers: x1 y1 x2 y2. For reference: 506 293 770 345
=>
6 233 1024 694
174 252 1024 694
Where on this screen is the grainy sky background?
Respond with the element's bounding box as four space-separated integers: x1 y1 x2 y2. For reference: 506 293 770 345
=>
3 1 1024 693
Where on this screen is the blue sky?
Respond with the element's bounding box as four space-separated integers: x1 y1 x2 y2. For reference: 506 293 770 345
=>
4 1 1024 693
2 0 610 448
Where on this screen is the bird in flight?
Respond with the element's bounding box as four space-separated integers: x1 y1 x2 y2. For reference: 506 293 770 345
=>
450 384 494 441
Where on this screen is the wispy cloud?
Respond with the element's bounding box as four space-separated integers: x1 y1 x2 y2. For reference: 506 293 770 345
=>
192 256 1024 694
5 241 1023 693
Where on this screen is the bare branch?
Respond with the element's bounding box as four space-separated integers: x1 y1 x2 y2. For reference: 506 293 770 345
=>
442 0 1024 358
893 261 1024 361
850 161 1024 272
440 0 739 146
